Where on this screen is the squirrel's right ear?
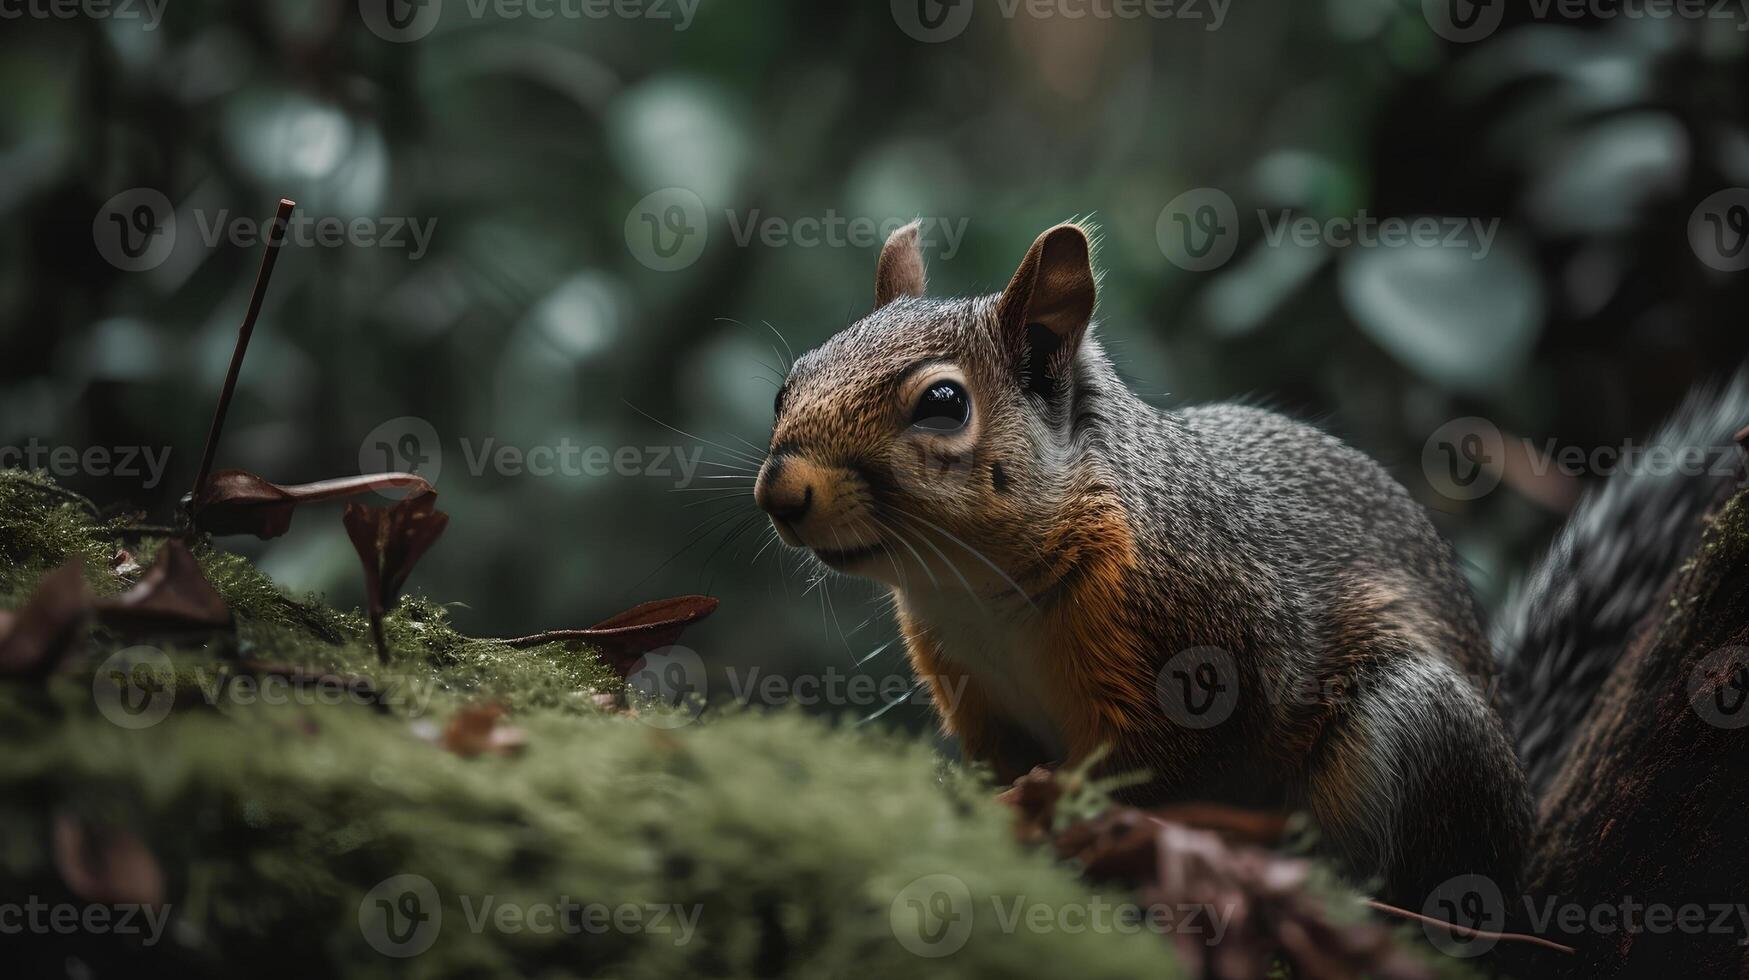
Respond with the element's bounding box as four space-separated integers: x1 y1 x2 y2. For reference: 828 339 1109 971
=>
997 223 1097 399
874 221 928 310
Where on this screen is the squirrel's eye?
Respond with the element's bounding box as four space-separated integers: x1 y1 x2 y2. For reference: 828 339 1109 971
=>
911 380 971 433
774 386 787 419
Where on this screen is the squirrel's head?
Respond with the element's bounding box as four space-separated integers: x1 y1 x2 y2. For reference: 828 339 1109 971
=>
755 220 1100 598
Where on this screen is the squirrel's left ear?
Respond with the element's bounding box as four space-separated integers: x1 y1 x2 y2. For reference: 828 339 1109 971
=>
874 221 928 310
997 223 1097 399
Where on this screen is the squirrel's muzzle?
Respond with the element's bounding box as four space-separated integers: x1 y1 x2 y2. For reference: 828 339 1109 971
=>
755 453 880 569
755 453 818 546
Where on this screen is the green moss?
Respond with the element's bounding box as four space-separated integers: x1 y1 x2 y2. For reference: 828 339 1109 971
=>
0 470 1476 978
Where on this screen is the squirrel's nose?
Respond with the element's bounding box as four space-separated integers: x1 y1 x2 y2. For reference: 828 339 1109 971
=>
756 455 814 524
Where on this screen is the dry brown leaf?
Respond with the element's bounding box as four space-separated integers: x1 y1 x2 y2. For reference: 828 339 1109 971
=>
342 489 449 661
193 469 433 539
502 595 719 676
52 812 165 908
1000 768 1436 980
0 560 91 678
441 703 528 758
94 540 231 633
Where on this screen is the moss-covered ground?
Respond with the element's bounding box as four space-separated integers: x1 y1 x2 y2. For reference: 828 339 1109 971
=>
0 469 1474 978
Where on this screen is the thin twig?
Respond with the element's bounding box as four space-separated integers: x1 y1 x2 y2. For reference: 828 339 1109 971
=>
1361 898 1576 954
189 198 296 523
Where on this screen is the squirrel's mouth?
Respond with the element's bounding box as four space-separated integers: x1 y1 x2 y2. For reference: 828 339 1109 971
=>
811 542 884 569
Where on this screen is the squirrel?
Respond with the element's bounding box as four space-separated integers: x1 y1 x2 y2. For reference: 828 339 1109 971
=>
752 219 1743 909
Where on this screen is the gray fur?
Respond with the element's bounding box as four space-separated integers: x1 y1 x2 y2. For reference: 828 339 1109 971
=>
777 307 1530 903
769 227 1532 905
1497 373 1749 798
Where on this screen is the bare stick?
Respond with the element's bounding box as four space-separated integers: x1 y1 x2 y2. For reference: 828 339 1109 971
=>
1361 899 1576 954
189 198 296 521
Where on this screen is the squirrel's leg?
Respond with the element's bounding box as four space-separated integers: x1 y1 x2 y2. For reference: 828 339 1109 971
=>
1300 656 1532 910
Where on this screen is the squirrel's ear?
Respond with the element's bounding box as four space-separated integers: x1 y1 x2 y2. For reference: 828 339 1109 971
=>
874 221 928 310
997 223 1097 398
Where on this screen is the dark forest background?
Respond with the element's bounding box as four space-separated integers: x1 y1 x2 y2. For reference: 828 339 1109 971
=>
3 0 1747 722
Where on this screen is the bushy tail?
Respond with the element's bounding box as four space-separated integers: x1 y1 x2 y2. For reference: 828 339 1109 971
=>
1496 372 1749 798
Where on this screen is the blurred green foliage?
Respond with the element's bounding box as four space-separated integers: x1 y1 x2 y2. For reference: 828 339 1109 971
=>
2 0 1746 728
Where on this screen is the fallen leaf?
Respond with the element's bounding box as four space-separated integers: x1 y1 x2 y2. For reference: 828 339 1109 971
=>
503 595 720 675
1001 767 1436 980
193 469 433 539
441 703 528 757
94 540 231 633
0 560 92 678
111 549 142 579
344 490 449 662
52 812 165 907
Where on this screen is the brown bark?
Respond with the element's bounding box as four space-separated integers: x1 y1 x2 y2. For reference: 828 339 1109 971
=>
1507 488 1749 978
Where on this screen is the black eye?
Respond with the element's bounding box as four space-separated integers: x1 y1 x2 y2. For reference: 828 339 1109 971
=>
911 380 971 432
774 386 787 419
